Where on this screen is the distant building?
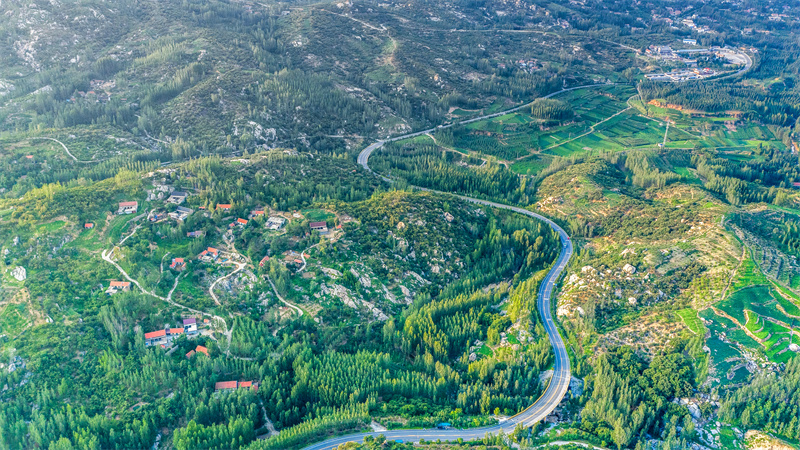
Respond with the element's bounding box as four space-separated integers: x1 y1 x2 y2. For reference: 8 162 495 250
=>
259 256 270 267
118 201 138 215
106 280 131 294
235 218 248 227
166 191 188 204
144 327 184 347
309 221 328 233
217 204 232 211
186 345 208 358
11 266 26 281
199 247 220 262
84 223 94 229
183 318 198 335
683 38 697 45
250 210 265 219
215 381 238 391
266 216 286 230
170 258 185 271
187 230 204 238
169 206 194 222
215 380 258 392
144 329 168 347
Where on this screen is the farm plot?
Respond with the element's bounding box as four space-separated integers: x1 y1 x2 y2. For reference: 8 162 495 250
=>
699 308 755 387
677 308 705 335
717 285 799 363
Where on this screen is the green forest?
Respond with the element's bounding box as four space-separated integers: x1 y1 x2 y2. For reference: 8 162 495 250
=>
1 0 800 449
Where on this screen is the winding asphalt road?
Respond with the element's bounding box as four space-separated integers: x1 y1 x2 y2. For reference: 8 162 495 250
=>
301 85 588 450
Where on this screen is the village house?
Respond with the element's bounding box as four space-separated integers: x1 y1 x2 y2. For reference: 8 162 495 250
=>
118 201 138 215
144 327 185 347
266 216 286 230
166 191 188 204
169 206 194 222
259 255 270 267
186 344 208 358
84 223 94 229
144 329 168 347
216 203 232 211
170 258 186 271
215 380 259 392
230 218 248 228
249 209 265 219
11 266 26 281
199 247 220 262
106 280 131 295
149 211 166 223
187 230 204 238
309 221 328 233
183 318 198 335
215 381 238 391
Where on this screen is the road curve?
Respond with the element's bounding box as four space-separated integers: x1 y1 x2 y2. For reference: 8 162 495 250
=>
302 86 590 450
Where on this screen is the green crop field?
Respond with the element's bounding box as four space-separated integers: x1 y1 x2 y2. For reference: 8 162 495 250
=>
302 208 335 222
677 308 705 335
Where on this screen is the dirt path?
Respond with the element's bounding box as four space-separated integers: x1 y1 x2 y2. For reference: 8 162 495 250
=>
713 307 764 345
425 132 499 167
101 218 233 354
296 242 321 273
266 275 304 317
30 137 92 163
718 244 749 303
209 257 247 306
541 98 634 153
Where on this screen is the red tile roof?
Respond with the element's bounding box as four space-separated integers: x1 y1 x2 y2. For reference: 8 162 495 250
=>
84 223 94 229
145 329 166 339
217 204 232 210
110 280 130 288
207 247 219 255
309 221 327 228
215 381 238 390
169 328 184 335
186 350 196 358
196 345 209 356
119 201 138 207
237 218 248 225
252 210 265 215
259 256 270 266
239 381 253 388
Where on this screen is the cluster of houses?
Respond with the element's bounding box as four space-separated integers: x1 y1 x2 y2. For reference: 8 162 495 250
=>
215 380 259 392
144 318 201 348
